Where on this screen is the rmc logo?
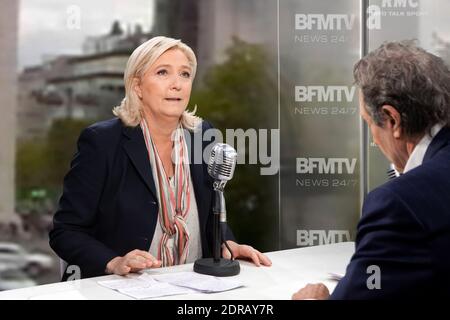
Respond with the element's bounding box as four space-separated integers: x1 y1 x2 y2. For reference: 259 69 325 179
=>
297 230 351 246
367 0 420 30
381 0 418 7
295 86 356 102
296 158 357 175
295 14 356 31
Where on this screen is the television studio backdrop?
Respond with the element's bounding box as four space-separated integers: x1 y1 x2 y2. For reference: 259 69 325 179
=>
0 0 449 300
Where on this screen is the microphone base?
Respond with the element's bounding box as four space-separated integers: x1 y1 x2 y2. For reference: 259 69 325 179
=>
193 258 240 277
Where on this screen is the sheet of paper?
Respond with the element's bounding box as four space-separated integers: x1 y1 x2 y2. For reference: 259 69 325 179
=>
98 273 194 299
118 282 194 299
97 271 243 299
327 272 344 281
153 271 244 293
98 274 157 290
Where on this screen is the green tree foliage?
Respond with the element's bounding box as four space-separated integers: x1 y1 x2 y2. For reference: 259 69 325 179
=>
16 139 48 191
45 118 92 188
16 118 92 210
191 38 279 251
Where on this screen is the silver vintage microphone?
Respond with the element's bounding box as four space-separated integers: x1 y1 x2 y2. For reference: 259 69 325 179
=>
193 143 240 277
208 143 237 186
208 143 237 224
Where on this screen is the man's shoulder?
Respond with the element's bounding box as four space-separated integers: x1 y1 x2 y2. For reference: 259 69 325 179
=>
364 159 450 228
362 174 422 225
364 172 428 214
370 152 450 198
363 183 402 215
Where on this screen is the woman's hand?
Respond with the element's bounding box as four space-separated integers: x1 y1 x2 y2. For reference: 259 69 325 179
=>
106 249 161 275
221 240 272 267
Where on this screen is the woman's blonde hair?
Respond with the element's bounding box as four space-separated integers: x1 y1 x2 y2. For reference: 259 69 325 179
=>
112 36 202 130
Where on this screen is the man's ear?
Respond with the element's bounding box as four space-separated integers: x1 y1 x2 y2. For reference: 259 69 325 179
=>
381 105 402 138
133 77 142 99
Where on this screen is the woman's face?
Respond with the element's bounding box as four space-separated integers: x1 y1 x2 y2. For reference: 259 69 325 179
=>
135 48 193 121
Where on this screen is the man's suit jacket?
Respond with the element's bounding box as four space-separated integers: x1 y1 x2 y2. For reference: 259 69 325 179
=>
331 127 450 299
49 118 234 279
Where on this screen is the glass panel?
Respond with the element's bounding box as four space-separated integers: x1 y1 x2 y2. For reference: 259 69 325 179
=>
279 0 361 248
367 0 450 190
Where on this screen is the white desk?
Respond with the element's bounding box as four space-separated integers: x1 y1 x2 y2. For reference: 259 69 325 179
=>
0 242 354 300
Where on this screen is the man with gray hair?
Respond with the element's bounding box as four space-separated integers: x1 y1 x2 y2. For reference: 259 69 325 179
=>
293 41 450 299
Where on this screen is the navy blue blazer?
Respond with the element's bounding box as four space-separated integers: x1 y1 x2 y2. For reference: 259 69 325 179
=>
331 127 450 299
49 118 234 279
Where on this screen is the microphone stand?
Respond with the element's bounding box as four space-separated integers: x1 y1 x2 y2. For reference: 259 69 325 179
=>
193 181 240 277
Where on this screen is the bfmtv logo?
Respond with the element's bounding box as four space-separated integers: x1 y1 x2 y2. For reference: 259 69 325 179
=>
297 230 351 246
295 14 356 31
295 86 356 103
296 158 358 175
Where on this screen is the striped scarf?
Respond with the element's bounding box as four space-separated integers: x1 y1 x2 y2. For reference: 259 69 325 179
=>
140 119 191 266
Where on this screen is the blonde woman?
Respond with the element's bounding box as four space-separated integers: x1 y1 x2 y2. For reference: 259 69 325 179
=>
49 36 271 279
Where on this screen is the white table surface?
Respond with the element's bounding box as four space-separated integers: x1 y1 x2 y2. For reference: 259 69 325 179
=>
0 242 354 300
